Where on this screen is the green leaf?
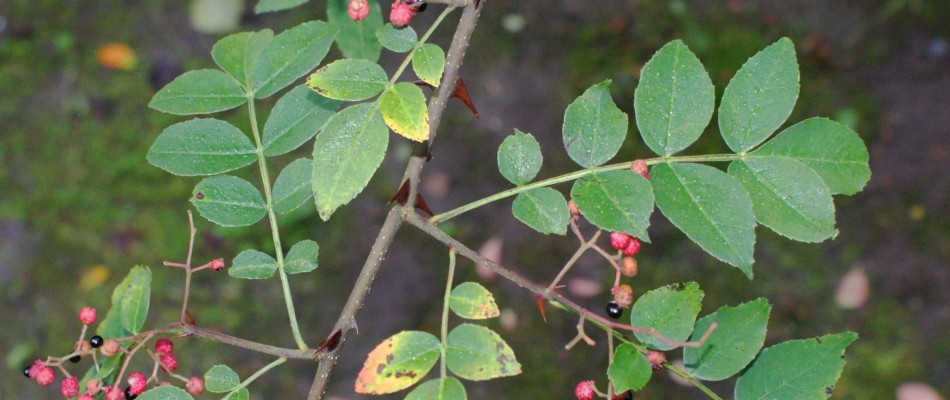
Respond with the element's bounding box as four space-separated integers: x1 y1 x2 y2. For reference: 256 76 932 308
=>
147 118 257 176
284 239 319 274
212 30 274 89
412 44 445 87
729 158 835 242
571 170 654 240
449 282 500 320
94 349 124 381
607 343 652 392
327 0 383 61
262 85 341 156
735 332 858 400
652 163 756 277
224 389 250 400
750 118 870 195
446 324 521 381
512 188 570 235
230 249 278 279
630 282 704 351
253 21 338 98
355 331 441 394
191 175 267 227
204 365 241 393
497 129 543 185
405 377 467 400
97 267 142 339
380 82 429 142
719 38 800 153
312 103 388 220
272 158 313 214
137 386 195 400
684 298 771 381
634 40 715 156
562 80 628 168
148 70 247 115
306 59 388 101
376 23 417 53
120 266 151 335
254 0 308 13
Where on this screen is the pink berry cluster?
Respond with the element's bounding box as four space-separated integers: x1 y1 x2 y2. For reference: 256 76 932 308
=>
347 0 370 21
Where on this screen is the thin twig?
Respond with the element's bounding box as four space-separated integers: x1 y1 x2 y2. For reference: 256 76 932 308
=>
548 230 601 290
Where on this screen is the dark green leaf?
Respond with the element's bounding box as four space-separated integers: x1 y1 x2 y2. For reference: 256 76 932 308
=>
312 103 388 220
446 324 521 381
355 331 441 394
376 23 417 52
497 129 542 185
120 266 151 335
405 377 467 400
684 298 771 381
327 0 383 61
272 158 313 214
735 332 858 400
137 386 195 400
148 70 246 115
230 249 278 279
729 158 835 242
512 188 570 235
750 118 870 195
630 282 704 350
204 365 241 393
652 163 756 277
253 21 338 98
212 30 274 89
571 170 654 240
449 282 500 320
262 85 341 156
412 43 445 86
562 80 628 168
191 175 267 227
608 343 652 392
147 118 256 176
719 38 800 153
379 82 429 141
284 239 319 274
634 40 714 156
97 268 141 338
306 59 388 101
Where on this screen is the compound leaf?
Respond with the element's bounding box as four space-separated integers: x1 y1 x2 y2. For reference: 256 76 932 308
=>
272 158 313 214
191 175 267 227
230 249 278 279
253 21 338 98
149 69 246 115
306 59 388 101
630 282 704 351
571 170 654 240
684 298 770 381
212 30 274 89
147 118 256 176
263 85 341 156
562 80 628 168
511 188 570 235
284 239 319 274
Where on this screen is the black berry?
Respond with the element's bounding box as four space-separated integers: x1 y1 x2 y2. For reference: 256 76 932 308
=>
23 366 32 378
125 386 137 400
417 2 427 12
69 355 82 363
90 335 104 348
607 301 623 319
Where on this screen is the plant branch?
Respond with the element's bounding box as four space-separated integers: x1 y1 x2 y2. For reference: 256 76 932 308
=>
441 250 457 379
226 357 287 397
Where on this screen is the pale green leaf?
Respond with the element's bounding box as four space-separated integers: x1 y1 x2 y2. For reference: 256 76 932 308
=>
223 389 249 400
306 59 388 101
719 38 800 153
327 0 383 61
571 170 654 240
137 386 194 400
380 82 429 142
634 40 715 156
312 103 388 220
446 324 521 381
630 282 704 350
147 118 256 176
735 332 858 400
750 118 870 195
230 249 278 279
120 266 151 335
608 344 652 392
562 80 628 168
149 70 246 115
212 30 274 89
512 188 570 235
652 163 756 277
729 158 835 242
204 365 241 393
284 239 319 274
412 43 445 87
497 129 542 185
449 282 500 320
253 21 338 98
376 23 417 53
272 158 313 214
355 331 441 394
684 298 771 381
405 377 467 400
262 85 341 156
191 175 267 227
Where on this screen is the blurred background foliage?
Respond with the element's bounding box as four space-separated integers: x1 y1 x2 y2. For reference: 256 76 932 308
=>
2 0 949 399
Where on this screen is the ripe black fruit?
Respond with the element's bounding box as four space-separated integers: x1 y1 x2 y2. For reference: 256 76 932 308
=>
23 366 31 378
125 386 137 400
69 355 82 363
90 335 104 348
607 301 623 319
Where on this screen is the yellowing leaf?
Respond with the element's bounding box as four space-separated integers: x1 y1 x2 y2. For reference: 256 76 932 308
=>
379 82 429 142
354 331 441 394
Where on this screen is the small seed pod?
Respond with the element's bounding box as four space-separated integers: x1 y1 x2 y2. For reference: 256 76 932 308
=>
159 353 178 372
86 379 103 395
61 376 80 398
621 257 638 277
210 258 225 272
35 366 55 386
155 338 173 355
186 376 205 396
348 0 370 21
622 237 641 257
574 380 595 400
646 350 667 370
568 200 581 218
610 232 632 251
613 284 634 308
99 339 121 357
78 307 98 326
630 159 649 180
